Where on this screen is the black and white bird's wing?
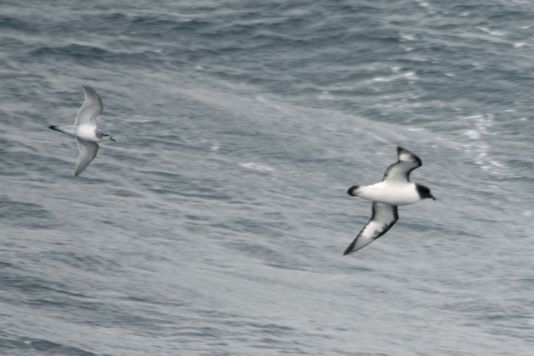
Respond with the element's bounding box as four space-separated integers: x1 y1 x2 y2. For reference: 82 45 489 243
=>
382 146 422 182
75 85 103 127
75 138 99 176
343 202 398 255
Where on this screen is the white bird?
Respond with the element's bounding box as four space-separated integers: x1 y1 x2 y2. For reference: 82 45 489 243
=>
343 146 435 255
49 85 115 176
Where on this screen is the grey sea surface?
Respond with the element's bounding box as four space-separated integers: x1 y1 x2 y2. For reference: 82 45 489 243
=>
1 0 533 355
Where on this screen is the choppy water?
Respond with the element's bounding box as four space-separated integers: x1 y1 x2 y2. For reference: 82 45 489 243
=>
1 0 534 355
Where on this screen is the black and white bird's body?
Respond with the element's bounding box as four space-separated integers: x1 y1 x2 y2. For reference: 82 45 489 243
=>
49 85 115 176
344 147 435 255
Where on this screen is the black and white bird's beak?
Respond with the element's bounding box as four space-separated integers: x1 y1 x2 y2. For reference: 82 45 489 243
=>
430 194 436 201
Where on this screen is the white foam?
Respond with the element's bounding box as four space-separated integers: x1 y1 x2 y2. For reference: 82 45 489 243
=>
415 0 436 13
460 114 507 175
369 71 418 83
400 33 416 41
239 162 274 173
210 142 220 152
475 26 506 37
462 130 481 140
318 91 334 100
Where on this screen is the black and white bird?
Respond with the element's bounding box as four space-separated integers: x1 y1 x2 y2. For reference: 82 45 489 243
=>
49 85 115 176
343 146 435 255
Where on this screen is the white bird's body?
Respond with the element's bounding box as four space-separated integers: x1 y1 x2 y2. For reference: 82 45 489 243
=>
352 181 421 206
343 146 435 255
49 85 114 176
77 125 100 142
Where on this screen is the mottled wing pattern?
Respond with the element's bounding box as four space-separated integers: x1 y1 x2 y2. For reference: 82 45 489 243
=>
382 146 422 182
343 202 398 255
75 138 99 176
75 85 103 126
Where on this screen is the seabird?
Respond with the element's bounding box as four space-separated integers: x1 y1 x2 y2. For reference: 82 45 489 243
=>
344 146 435 255
49 85 115 176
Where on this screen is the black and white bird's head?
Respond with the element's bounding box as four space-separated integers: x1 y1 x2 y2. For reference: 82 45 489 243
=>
416 184 436 201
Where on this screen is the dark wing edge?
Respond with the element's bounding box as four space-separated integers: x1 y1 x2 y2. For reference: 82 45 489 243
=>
343 203 399 256
397 146 422 166
381 146 422 181
343 235 362 256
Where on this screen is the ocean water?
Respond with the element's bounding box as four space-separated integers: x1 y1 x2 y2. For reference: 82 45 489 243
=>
1 0 533 355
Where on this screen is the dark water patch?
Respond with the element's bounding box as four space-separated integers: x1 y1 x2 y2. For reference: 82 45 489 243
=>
0 272 88 299
28 44 155 68
2 149 69 179
248 322 295 336
63 175 109 185
22 338 98 356
83 13 219 38
223 240 279 258
109 187 144 198
213 217 290 237
172 326 222 338
0 261 13 268
20 291 174 332
0 197 56 229
0 335 100 356
150 184 233 201
30 44 112 60
50 252 122 274
185 214 211 222
0 15 37 32
117 294 188 309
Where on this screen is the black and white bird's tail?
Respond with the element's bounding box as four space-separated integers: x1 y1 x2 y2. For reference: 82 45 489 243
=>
49 125 75 137
347 185 359 196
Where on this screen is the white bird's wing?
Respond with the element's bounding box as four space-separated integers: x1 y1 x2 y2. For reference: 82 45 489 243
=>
343 202 398 255
75 138 99 176
75 85 103 126
382 146 422 182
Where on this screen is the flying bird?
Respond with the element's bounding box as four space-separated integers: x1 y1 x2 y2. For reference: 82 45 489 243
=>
344 146 435 255
49 85 115 176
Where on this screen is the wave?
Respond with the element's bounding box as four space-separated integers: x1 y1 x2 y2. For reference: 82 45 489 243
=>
239 162 274 173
